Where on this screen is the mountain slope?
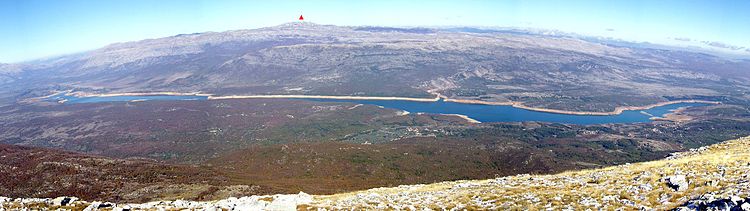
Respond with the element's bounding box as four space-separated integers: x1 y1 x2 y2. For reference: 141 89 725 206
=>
3 136 749 210
308 135 750 210
3 23 750 112
0 144 267 203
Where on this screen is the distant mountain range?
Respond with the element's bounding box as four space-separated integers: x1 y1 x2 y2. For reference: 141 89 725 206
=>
449 26 750 59
1 22 749 112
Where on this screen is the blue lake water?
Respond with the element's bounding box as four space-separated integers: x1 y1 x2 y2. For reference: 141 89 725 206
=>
49 93 711 124
307 99 710 124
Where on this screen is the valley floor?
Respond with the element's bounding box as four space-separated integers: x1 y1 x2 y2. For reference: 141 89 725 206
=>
3 136 750 210
60 91 719 116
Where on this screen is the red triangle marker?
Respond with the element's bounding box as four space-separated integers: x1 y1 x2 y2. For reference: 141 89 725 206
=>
299 15 304 21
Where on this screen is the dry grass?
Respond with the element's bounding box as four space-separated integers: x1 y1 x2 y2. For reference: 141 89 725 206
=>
307 136 750 210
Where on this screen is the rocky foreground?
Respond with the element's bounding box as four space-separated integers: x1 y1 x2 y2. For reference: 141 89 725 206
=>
3 136 750 210
0 193 312 210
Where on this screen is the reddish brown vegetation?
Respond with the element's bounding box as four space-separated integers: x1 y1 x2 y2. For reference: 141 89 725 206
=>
209 138 579 195
0 144 269 202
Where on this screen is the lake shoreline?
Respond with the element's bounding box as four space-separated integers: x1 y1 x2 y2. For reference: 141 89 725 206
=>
71 91 213 98
443 98 721 116
62 91 720 116
442 114 482 124
208 94 440 102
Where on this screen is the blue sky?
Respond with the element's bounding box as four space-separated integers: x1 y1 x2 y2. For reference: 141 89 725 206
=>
1 0 749 63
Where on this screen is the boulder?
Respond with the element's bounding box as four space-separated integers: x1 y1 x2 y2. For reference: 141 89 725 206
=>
84 202 102 211
664 175 689 191
112 205 134 211
84 201 115 211
51 196 78 206
98 202 115 208
741 202 750 211
265 192 313 210
678 195 750 210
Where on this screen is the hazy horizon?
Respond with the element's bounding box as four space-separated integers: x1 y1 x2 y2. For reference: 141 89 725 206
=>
2 0 749 63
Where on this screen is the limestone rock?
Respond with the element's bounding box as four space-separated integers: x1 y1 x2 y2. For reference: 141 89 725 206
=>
665 175 689 191
50 196 77 206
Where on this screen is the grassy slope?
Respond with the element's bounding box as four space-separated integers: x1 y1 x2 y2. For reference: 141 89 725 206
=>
307 136 750 210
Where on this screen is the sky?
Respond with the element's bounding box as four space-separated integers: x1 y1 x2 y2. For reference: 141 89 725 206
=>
1 0 749 63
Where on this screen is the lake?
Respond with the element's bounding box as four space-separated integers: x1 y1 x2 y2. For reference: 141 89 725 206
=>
307 98 710 124
49 94 711 124
51 93 208 104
